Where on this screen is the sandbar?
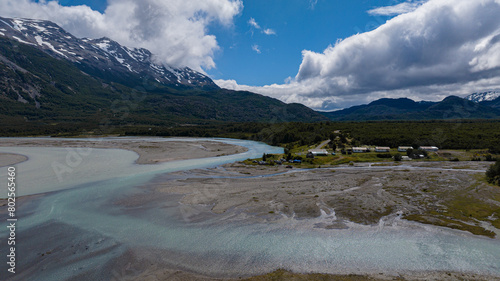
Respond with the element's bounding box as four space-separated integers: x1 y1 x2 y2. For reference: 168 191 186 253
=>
0 152 28 167
0 137 248 164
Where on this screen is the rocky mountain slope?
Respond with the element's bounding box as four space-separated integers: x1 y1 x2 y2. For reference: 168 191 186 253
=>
465 91 500 103
0 18 327 135
0 16 217 89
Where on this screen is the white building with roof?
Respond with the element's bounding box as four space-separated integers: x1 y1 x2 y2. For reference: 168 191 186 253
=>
352 147 368 153
308 149 328 156
419 146 439 152
398 146 413 152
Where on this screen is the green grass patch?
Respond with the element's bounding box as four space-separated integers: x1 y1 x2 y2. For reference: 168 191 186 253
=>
241 269 382 281
404 214 495 238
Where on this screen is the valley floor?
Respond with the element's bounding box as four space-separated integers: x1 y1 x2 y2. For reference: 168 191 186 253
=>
1 138 500 280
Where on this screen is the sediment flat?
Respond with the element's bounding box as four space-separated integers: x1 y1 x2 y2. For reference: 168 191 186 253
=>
115 160 500 280
0 152 28 167
0 137 248 164
141 161 500 236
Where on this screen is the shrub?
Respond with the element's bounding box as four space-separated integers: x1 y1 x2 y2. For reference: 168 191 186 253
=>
394 153 402 161
486 160 500 186
485 154 497 162
377 153 392 158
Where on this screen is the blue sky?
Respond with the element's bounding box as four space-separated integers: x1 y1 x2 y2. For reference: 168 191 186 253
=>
56 0 108 12
206 0 396 86
50 0 397 87
3 0 500 110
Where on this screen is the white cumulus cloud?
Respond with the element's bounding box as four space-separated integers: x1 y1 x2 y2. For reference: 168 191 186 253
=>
263 28 276 35
248 17 276 35
251 44 261 54
309 0 318 10
248 17 260 29
368 1 427 16
219 0 500 110
0 0 243 72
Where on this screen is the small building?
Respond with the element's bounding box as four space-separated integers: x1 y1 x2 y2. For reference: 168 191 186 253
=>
375 147 390 153
308 149 328 156
398 146 413 152
352 147 368 153
419 146 439 152
402 156 411 161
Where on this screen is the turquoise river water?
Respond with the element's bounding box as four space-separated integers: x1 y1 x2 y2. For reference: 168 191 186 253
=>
0 137 499 280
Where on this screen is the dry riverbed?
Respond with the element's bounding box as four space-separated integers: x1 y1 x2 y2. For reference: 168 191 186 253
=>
0 137 247 164
144 161 500 238
2 139 500 281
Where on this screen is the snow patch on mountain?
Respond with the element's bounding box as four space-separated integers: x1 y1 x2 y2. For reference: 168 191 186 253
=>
11 19 25 31
95 41 110 52
0 16 218 89
465 91 500 103
34 35 67 57
12 36 35 45
31 24 47 33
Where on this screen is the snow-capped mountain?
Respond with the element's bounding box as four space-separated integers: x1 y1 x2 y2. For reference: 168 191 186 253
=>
465 91 500 103
0 16 217 89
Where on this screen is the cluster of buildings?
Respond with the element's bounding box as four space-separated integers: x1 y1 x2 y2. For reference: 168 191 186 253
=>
348 146 439 153
397 146 439 152
307 146 439 156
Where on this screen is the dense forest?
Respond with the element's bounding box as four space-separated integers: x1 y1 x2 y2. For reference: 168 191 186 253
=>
4 120 496 152
123 120 500 152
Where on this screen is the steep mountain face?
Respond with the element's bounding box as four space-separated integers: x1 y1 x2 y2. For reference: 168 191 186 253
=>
0 34 326 135
465 91 500 103
0 17 217 90
321 96 500 121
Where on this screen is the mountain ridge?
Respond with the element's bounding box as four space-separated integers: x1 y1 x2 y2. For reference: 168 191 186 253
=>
0 23 327 134
321 96 500 121
0 16 218 90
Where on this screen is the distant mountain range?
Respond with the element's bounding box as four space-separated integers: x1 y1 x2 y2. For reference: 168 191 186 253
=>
321 96 500 121
0 16 499 134
0 16 326 133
